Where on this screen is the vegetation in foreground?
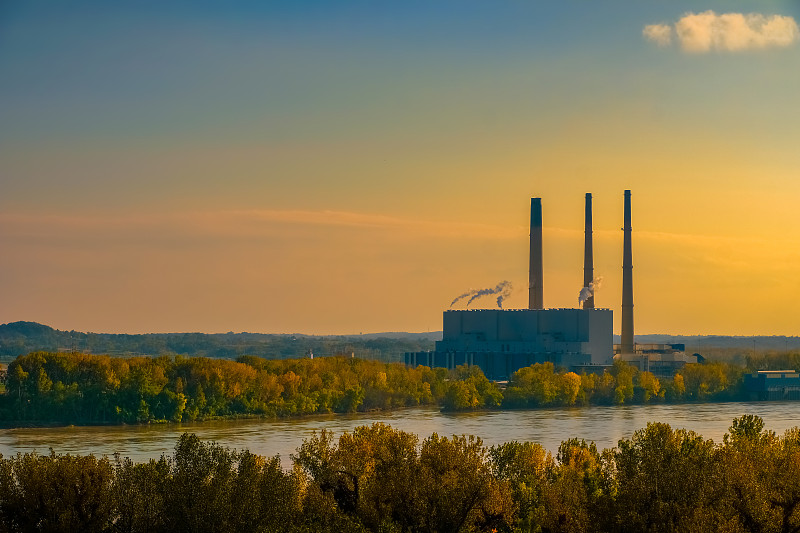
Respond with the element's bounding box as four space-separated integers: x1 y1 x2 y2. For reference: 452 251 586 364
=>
1 349 794 425
1 415 799 532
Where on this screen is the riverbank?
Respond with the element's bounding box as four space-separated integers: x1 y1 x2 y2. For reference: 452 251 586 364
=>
3 351 761 428
0 394 783 431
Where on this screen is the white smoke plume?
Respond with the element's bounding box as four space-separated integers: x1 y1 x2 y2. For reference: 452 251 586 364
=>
643 11 799 52
450 281 514 309
578 276 604 306
578 287 592 305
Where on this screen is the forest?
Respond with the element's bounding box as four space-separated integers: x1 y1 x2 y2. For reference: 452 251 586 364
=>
0 349 781 426
0 321 434 361
1 415 799 532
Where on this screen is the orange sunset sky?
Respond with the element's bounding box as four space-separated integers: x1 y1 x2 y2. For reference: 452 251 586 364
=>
2 1 800 335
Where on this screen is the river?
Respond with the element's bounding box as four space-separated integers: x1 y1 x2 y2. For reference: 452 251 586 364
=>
2 401 799 468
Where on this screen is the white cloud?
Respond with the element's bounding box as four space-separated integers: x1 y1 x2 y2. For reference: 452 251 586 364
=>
644 11 799 52
643 24 673 47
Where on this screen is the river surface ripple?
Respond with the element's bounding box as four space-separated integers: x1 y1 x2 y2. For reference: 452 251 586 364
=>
2 401 800 469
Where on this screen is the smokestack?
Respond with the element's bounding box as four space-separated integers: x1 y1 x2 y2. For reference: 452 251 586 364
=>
583 193 594 310
529 198 543 310
621 189 634 353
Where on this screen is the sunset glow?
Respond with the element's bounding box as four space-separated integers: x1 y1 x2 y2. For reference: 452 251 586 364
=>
2 1 799 335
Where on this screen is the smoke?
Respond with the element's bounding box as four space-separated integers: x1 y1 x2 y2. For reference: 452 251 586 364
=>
450 281 513 309
494 281 514 309
578 276 604 306
449 290 473 307
578 287 592 305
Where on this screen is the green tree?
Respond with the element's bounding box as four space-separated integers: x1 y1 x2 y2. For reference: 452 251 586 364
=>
540 439 613 533
719 415 800 533
664 373 685 402
614 422 724 531
0 451 114 532
112 457 170 533
558 372 582 406
611 360 635 405
503 363 559 408
634 371 661 403
490 441 552 532
417 433 514 532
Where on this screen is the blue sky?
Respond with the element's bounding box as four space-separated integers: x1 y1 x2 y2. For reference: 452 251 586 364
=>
2 1 800 334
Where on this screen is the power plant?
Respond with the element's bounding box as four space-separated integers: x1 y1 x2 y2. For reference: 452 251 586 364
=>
405 190 697 380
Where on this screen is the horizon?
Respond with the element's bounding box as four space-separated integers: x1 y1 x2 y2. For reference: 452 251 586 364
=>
2 2 800 336
7 319 800 341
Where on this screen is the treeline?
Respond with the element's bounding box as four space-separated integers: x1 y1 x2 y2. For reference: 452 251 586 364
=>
747 351 800 372
1 352 452 424
0 321 435 361
0 351 763 425
500 360 747 409
2 416 800 532
447 359 748 410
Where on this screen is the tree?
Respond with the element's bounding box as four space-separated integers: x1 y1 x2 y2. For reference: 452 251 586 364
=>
665 374 685 402
112 456 170 533
0 451 114 532
634 371 661 403
558 372 582 406
503 363 559 408
337 423 421 531
417 433 514 532
719 415 800 533
443 381 480 411
540 439 613 533
611 360 635 405
614 422 723 531
490 441 552 532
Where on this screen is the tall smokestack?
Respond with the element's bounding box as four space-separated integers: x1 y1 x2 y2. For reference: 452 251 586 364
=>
529 198 543 310
621 189 634 353
583 193 594 310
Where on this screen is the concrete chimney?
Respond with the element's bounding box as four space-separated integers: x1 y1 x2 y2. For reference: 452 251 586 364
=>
583 193 594 310
529 198 543 310
621 190 634 353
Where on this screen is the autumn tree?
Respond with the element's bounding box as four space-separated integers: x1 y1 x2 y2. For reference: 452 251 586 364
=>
0 451 115 532
490 440 552 532
613 422 724 531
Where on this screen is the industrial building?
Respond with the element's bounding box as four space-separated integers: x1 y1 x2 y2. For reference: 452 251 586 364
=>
406 192 617 380
744 370 800 401
614 344 697 379
411 308 613 380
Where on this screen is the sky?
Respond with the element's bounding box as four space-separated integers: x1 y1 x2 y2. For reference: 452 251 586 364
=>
1 1 800 335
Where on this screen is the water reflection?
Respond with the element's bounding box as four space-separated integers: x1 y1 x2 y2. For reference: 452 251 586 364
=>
1 401 799 469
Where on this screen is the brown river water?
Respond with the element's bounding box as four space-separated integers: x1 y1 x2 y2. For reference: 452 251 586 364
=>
2 402 800 469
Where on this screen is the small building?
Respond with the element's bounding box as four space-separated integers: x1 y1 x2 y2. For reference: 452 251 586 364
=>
744 370 800 401
614 344 697 379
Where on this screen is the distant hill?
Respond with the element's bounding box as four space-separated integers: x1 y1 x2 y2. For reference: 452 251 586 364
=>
6 321 796 363
351 331 442 342
0 321 439 361
614 334 800 355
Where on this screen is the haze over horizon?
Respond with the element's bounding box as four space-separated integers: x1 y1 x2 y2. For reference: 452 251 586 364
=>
2 1 800 336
